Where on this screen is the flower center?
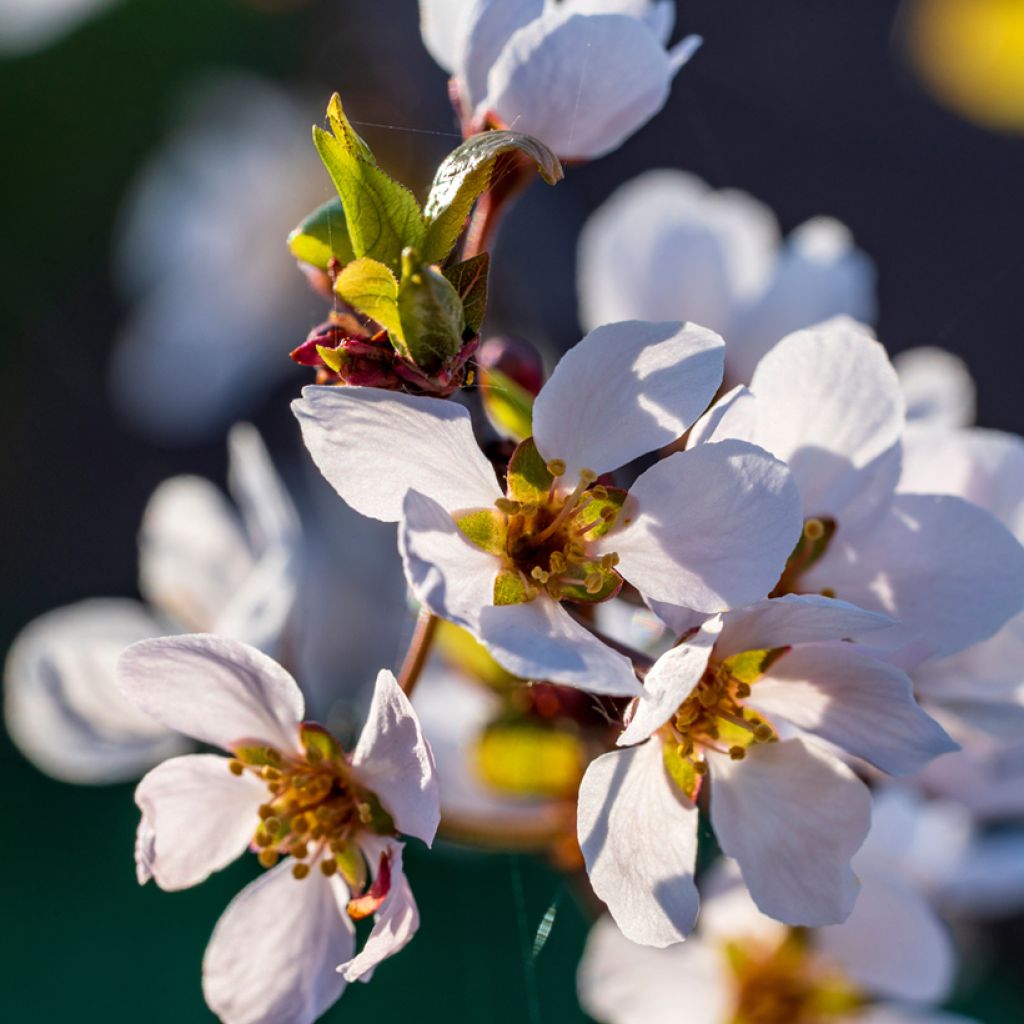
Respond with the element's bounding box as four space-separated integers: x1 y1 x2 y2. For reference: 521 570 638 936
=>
659 650 783 799
228 724 393 888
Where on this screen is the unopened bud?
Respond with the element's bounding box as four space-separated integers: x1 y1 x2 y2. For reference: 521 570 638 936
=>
476 335 544 397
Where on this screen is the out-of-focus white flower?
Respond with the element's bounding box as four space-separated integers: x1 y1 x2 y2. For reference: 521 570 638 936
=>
894 346 976 430
3 424 300 783
418 0 701 159
121 634 439 1024
691 318 1024 661
0 0 115 55
578 851 977 1024
111 75 328 443
294 319 802 697
578 171 876 384
577 594 953 946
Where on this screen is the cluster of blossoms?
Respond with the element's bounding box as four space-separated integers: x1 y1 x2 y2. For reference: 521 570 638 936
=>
8 3 1024 1022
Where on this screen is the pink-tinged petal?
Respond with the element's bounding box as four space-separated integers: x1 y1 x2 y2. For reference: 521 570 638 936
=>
619 617 721 746
352 670 440 846
715 594 895 659
894 346 976 430
3 599 188 784
698 859 790 948
700 320 903 527
577 169 778 342
213 546 299 655
292 386 501 523
459 0 543 111
478 599 642 696
686 383 754 449
118 634 304 752
138 475 253 631
418 0 471 73
562 0 676 46
729 220 877 386
577 916 730 1024
134 753 264 891
578 741 700 946
532 320 724 481
709 738 870 926
645 598 713 637
611 441 802 612
487 12 678 160
899 426 1024 538
340 839 419 982
805 494 1024 659
203 859 354 1024
748 643 957 776
817 871 954 1003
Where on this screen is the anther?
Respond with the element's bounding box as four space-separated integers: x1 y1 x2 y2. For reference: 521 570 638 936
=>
804 518 826 541
729 746 747 761
255 830 273 848
600 553 619 569
291 842 309 860
584 572 605 595
754 724 775 742
578 468 597 485
293 815 310 835
292 863 311 880
321 858 338 877
264 817 282 834
531 567 550 583
260 766 281 781
693 760 709 776
735 682 752 698
548 551 567 574
228 760 244 776
590 485 608 501
258 804 274 819
258 849 279 869
495 497 521 515
546 459 566 477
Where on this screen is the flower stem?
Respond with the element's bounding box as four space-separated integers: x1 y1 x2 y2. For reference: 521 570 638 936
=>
397 608 439 697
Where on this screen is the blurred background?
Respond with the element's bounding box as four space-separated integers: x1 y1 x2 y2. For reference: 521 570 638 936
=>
3 0 1024 1020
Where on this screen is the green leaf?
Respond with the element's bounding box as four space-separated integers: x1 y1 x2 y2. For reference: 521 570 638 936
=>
421 130 564 263
494 569 532 606
481 367 534 442
313 94 425 273
506 437 553 504
456 508 507 555
721 647 787 685
443 252 490 335
287 197 355 270
333 257 405 347
397 248 466 371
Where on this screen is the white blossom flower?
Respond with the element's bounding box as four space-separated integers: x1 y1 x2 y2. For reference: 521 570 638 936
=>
578 593 955 946
689 318 1024 661
110 75 327 442
578 854 978 1024
894 346 976 430
3 424 300 783
0 0 116 55
294 320 802 697
578 170 876 384
120 633 439 1024
418 0 701 159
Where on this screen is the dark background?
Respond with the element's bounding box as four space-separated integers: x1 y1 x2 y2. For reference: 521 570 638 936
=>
3 1 1024 1020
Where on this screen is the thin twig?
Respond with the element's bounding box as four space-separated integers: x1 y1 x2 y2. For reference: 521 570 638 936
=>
396 608 439 697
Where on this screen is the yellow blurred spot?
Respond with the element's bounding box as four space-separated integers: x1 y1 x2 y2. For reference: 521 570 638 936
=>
906 0 1024 132
475 723 584 798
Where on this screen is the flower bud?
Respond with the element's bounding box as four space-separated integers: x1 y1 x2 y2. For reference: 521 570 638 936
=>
477 335 544 397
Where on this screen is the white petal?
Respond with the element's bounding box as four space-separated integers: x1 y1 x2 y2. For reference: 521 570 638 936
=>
701 319 904 527
709 738 870 926
532 320 724 481
817 870 954 1003
612 441 802 611
138 475 253 631
3 599 187 784
418 0 471 72
894 346 976 430
213 545 300 655
698 859 790 948
458 0 543 111
619 616 721 746
486 11 677 160
577 916 730 1024
729 219 877 385
748 643 957 776
352 670 440 846
292 386 501 522
939 829 1024 918
715 594 895 659
340 839 419 982
577 169 778 337
134 754 264 891
578 741 700 946
118 634 304 752
899 426 1024 538
203 860 354 1024
561 0 676 45
856 1010 978 1024
805 494 1024 659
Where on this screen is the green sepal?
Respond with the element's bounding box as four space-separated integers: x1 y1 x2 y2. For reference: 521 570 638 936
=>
456 508 508 555
313 94 425 274
299 722 344 766
721 647 787 685
317 344 345 374
421 130 563 264
475 720 584 798
397 248 466 371
360 790 395 835
287 197 355 270
662 740 701 802
442 252 489 336
333 841 368 893
572 487 627 539
231 744 283 767
494 569 533 606
480 366 534 442
557 566 623 605
506 437 553 504
333 257 405 348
